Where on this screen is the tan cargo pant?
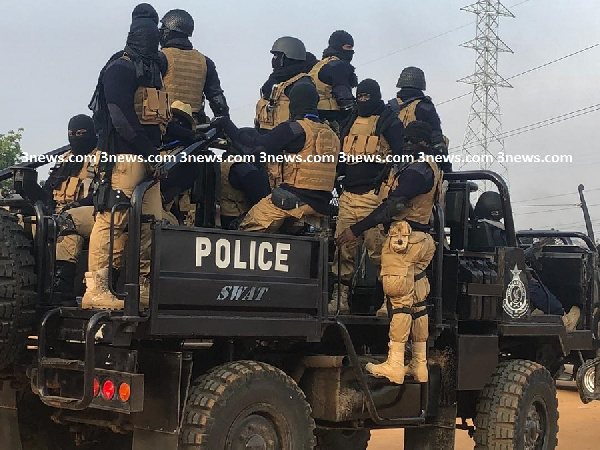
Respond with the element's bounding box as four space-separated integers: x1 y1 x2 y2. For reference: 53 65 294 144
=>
240 194 321 233
56 206 95 263
381 221 436 343
333 190 385 283
88 161 162 276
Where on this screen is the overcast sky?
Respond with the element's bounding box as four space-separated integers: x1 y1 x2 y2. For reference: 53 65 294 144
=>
2 0 600 237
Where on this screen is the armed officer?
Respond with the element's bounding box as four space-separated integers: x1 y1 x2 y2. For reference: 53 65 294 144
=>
84 3 168 310
309 30 358 131
337 121 442 385
389 67 450 171
43 114 98 305
329 79 405 314
256 36 312 189
159 9 229 124
219 82 340 233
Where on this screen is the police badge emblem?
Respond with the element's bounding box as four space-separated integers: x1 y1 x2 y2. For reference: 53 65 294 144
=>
503 264 528 318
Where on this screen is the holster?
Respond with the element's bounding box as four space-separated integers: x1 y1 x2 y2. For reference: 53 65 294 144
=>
93 178 130 213
271 187 305 210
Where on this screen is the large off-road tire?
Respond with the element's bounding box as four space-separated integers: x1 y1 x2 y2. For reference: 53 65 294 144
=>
180 360 316 449
474 359 559 450
316 428 371 449
0 209 36 371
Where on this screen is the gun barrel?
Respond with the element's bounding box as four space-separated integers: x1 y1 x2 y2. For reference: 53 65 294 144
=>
0 144 71 182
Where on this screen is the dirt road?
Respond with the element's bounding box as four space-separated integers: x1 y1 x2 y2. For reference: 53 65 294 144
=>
368 385 600 449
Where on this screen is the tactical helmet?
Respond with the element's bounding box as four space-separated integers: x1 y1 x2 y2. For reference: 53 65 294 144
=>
474 191 503 220
271 36 306 61
160 9 194 36
396 66 426 90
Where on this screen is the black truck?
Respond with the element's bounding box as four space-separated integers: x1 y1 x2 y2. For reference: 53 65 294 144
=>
0 137 598 449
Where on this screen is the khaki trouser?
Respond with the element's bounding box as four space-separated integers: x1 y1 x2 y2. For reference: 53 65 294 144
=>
88 161 162 275
333 190 385 283
56 206 95 263
381 221 436 343
240 194 321 233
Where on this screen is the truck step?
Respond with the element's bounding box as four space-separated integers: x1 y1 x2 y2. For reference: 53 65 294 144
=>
40 357 85 371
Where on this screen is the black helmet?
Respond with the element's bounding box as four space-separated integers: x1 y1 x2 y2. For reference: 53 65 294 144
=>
474 191 503 220
160 9 194 36
271 36 306 61
396 66 426 90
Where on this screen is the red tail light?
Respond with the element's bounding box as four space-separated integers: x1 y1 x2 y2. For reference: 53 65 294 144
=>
102 380 115 400
93 378 100 397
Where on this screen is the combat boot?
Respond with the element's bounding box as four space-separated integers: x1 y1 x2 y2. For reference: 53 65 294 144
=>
406 342 428 382
562 306 581 332
52 261 77 307
328 283 350 314
139 276 150 310
365 341 406 384
81 268 124 310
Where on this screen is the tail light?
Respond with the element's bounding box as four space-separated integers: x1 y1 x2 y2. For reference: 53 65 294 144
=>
102 380 115 400
93 378 100 397
118 382 131 402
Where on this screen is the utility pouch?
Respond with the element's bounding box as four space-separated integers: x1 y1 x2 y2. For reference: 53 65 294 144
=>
388 221 412 254
271 187 305 210
141 87 172 125
93 178 112 213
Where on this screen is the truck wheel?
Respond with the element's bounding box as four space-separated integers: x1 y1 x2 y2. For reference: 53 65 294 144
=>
315 429 370 449
0 209 36 371
474 359 558 450
180 360 316 449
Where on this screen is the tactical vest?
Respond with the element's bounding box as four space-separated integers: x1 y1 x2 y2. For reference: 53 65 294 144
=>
281 119 340 191
255 73 308 130
52 150 97 208
220 162 251 217
380 160 442 225
343 114 390 164
161 47 208 115
308 57 340 111
394 97 421 127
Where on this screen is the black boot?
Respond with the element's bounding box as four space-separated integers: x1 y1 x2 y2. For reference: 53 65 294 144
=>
52 261 77 307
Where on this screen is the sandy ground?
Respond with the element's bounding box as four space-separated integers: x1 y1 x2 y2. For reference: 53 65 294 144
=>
368 384 600 449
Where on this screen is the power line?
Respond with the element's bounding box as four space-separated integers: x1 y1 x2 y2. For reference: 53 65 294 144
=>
513 188 600 204
438 42 600 106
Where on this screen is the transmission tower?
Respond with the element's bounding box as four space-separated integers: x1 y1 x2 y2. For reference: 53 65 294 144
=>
459 0 514 180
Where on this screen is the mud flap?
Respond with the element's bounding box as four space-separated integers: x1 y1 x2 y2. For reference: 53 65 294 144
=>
576 357 600 404
0 381 22 450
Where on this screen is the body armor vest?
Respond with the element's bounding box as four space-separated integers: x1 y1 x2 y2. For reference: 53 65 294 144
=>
309 57 340 111
161 47 208 115
52 151 97 208
255 73 308 130
281 119 340 191
220 162 251 217
343 114 390 164
380 160 442 225
394 97 421 127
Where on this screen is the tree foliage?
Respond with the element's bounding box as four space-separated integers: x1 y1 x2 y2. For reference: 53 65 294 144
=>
0 129 24 190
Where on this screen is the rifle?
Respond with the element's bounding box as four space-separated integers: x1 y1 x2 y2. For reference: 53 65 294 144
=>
154 127 219 178
0 144 71 182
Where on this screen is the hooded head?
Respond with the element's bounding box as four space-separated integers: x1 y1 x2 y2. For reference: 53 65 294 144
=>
288 82 319 120
356 78 383 117
68 114 97 156
124 4 162 87
323 30 354 62
403 120 432 157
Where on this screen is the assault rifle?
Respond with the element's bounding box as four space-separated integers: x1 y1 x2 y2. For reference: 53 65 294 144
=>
0 144 71 182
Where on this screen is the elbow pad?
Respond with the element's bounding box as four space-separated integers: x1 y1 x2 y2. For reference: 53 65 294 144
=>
385 196 408 222
209 93 230 116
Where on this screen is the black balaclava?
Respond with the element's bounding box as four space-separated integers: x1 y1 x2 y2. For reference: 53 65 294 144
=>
356 79 383 117
304 52 318 72
68 114 97 155
403 120 432 157
124 3 162 88
323 30 354 62
288 82 319 120
260 52 306 98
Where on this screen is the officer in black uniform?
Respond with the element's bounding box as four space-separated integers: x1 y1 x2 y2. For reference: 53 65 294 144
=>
309 30 358 127
159 9 229 123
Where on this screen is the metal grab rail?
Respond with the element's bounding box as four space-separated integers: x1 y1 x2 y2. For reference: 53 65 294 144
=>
36 308 110 410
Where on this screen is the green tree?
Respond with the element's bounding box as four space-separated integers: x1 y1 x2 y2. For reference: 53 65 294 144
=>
0 128 24 191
